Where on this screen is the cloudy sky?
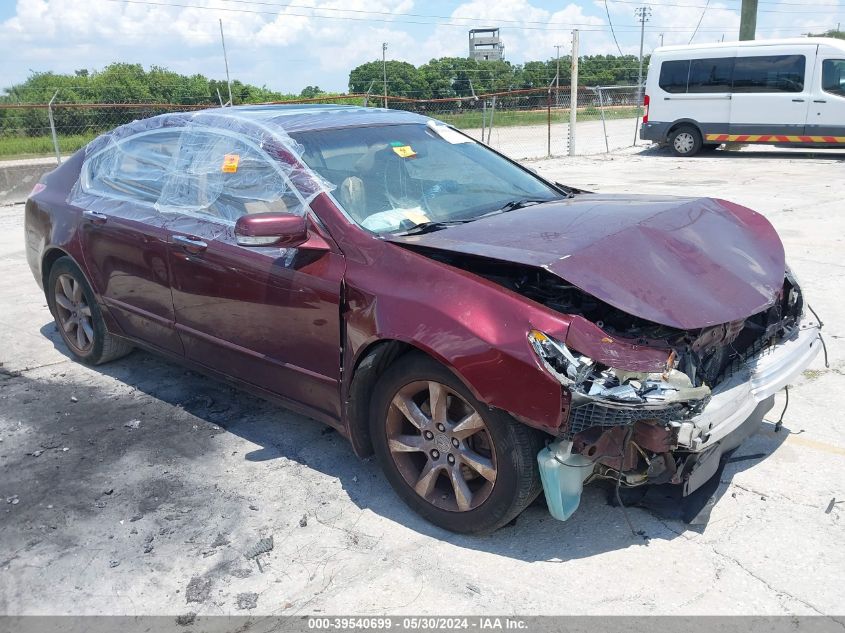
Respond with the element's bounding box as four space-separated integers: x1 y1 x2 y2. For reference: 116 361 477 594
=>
1 0 842 95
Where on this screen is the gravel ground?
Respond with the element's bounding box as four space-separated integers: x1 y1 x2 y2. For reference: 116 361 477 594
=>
0 144 843 618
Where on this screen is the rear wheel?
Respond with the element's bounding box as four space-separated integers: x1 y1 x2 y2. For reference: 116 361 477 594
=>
668 125 703 157
370 353 544 534
46 257 133 365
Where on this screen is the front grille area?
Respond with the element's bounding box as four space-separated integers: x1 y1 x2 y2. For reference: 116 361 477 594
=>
565 402 690 438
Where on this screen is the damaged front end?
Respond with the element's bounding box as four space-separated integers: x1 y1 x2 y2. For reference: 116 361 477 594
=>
527 271 822 524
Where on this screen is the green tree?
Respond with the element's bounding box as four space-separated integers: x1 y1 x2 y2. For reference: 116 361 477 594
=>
299 85 324 99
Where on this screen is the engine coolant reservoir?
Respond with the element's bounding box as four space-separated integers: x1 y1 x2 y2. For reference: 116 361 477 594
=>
537 440 595 521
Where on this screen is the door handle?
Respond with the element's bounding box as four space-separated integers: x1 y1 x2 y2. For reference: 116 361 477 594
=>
172 235 208 254
82 210 108 225
813 99 827 103
791 98 805 102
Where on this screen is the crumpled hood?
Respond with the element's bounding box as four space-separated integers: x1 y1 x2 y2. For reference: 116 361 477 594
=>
387 194 786 330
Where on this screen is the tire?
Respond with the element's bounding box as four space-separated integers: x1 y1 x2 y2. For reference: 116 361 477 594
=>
668 125 703 157
370 352 545 534
46 256 133 365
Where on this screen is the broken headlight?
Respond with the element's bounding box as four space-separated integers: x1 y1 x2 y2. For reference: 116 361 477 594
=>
528 329 710 405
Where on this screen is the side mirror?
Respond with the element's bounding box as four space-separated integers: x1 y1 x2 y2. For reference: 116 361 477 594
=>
235 212 308 247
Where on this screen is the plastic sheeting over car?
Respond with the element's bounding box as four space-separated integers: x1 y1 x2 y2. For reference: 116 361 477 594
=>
68 107 337 241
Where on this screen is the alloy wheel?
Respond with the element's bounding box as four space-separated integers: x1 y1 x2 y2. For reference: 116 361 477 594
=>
385 380 497 512
54 273 94 354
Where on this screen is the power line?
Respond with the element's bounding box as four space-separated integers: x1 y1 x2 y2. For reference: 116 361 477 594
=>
689 0 711 44
99 0 844 31
604 0 626 56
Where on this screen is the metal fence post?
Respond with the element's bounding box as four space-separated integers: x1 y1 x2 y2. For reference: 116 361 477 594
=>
547 89 552 158
487 95 496 144
481 99 487 143
47 90 61 165
597 86 610 153
568 29 579 157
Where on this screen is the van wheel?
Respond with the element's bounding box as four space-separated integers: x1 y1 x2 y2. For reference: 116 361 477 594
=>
370 353 544 534
46 256 133 365
669 125 702 157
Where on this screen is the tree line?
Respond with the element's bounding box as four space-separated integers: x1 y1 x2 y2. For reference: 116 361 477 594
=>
349 55 648 99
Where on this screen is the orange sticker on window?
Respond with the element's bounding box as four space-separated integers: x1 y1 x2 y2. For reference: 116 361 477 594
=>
222 154 240 173
391 145 417 158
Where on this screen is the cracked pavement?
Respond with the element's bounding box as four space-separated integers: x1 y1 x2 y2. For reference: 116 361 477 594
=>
1 144 843 616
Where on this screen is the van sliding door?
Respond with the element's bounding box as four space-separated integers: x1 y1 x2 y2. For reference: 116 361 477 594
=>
728 46 815 137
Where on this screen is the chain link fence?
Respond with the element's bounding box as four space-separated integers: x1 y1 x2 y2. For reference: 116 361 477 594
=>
0 88 642 163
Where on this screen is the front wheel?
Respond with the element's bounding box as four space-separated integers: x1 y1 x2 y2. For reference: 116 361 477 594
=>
370 353 544 534
668 125 703 157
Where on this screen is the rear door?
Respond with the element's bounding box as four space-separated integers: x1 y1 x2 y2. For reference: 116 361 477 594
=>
729 46 815 135
76 130 183 355
163 128 346 420
806 45 845 139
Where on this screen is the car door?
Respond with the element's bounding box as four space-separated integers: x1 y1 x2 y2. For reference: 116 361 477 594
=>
729 46 815 135
806 46 845 138
76 130 183 355
163 128 345 420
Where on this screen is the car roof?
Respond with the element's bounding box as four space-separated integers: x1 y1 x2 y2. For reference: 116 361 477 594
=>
177 104 433 134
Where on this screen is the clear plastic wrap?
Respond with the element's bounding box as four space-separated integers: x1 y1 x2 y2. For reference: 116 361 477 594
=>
69 108 337 241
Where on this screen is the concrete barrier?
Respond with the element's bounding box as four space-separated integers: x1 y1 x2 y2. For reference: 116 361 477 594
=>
0 157 62 206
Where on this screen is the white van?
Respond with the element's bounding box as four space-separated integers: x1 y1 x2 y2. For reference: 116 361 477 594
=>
641 38 845 156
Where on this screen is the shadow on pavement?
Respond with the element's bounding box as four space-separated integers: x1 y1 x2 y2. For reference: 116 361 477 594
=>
27 319 791 563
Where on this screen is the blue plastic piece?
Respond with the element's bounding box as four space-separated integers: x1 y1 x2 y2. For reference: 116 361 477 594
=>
537 441 595 521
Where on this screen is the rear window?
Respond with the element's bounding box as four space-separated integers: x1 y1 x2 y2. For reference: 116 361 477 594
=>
83 131 180 204
659 60 690 93
732 55 805 93
688 57 734 92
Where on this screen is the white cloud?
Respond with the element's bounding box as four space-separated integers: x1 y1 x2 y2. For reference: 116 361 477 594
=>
1 0 841 94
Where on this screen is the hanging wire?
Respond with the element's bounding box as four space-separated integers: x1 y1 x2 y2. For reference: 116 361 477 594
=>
689 0 711 44
605 0 626 56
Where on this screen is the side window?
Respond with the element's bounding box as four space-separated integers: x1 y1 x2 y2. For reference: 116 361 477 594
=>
822 59 845 97
688 57 734 93
159 131 305 223
732 55 805 93
659 60 690 93
83 131 180 203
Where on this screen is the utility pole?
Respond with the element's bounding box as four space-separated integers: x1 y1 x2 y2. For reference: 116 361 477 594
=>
554 44 563 107
635 6 651 99
569 29 579 157
219 19 233 106
382 42 388 109
739 0 758 40
634 6 651 145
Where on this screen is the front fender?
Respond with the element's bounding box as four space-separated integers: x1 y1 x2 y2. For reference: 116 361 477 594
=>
343 241 571 433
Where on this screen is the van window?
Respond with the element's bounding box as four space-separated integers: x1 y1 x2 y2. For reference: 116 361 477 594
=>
659 60 690 93
822 59 845 97
732 55 805 93
688 58 734 92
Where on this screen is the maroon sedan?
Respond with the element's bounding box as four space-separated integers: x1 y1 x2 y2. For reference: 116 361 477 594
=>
25 105 821 533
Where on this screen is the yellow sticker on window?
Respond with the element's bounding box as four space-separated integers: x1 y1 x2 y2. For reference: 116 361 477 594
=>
222 154 240 173
391 145 417 158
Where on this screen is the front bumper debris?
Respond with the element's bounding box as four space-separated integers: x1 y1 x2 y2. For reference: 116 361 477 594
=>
538 315 822 523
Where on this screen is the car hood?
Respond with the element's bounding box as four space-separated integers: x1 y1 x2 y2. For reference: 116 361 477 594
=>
387 194 786 330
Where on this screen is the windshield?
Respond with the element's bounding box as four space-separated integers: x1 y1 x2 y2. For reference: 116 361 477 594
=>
291 122 562 233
